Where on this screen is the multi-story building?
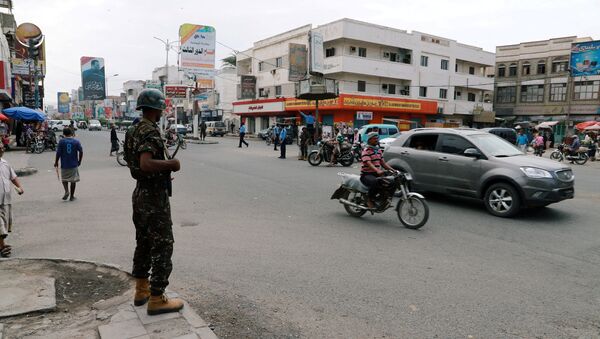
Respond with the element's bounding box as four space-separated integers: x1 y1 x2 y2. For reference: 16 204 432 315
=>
234 18 495 133
494 36 599 140
215 66 238 127
123 80 145 117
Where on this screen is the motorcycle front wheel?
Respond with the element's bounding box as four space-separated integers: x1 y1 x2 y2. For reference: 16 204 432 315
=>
339 154 354 167
116 152 127 166
574 153 589 165
308 151 322 166
343 191 367 217
397 196 429 229
33 142 44 154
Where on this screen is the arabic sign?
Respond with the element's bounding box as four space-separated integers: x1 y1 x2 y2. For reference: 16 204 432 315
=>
233 101 285 114
289 43 307 82
179 24 216 79
57 92 70 113
22 85 43 109
571 40 600 76
284 94 437 113
80 56 106 100
144 80 162 91
356 111 373 120
164 85 188 98
240 75 256 99
285 98 339 109
309 31 324 75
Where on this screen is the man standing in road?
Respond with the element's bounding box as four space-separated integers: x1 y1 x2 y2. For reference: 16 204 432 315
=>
54 128 83 201
200 120 207 141
300 111 315 144
110 124 119 156
516 130 528 152
0 145 23 257
272 124 280 151
298 126 308 161
123 88 184 315
238 122 249 148
278 124 287 159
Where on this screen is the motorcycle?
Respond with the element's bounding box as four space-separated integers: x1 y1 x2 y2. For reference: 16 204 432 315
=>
45 131 57 151
308 141 354 167
29 134 45 154
532 144 544 157
352 143 362 162
330 171 429 229
116 141 127 166
165 133 187 150
550 144 589 165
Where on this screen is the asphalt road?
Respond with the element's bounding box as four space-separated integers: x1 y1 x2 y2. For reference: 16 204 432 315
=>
7 130 600 338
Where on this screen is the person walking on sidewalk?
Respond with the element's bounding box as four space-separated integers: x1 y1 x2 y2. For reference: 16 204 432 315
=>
110 124 119 156
123 88 184 315
199 120 207 141
298 126 308 160
238 122 249 148
54 128 83 201
0 145 23 257
278 125 287 159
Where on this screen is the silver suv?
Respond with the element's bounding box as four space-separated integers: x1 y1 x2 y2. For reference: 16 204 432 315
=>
384 128 574 217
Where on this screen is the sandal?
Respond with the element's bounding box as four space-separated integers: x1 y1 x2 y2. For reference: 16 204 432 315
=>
0 245 11 257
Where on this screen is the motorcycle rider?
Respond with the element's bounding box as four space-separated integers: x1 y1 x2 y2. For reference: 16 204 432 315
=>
328 129 346 167
360 132 396 209
568 135 581 164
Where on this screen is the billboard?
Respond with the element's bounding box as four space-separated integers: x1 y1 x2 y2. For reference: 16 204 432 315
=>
179 24 216 80
22 84 43 109
57 92 70 113
240 75 256 99
571 41 600 76
164 85 188 98
288 43 307 82
80 56 106 100
309 31 324 75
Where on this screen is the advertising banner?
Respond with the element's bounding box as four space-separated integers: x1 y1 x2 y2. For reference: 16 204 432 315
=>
240 75 256 99
356 111 373 120
144 80 162 91
57 92 70 113
164 85 188 98
12 41 46 76
309 31 324 75
80 56 106 100
22 84 43 109
179 24 216 79
288 43 307 82
571 41 600 76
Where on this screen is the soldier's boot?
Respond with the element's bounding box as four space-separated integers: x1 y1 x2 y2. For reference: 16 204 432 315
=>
147 294 184 315
133 278 151 306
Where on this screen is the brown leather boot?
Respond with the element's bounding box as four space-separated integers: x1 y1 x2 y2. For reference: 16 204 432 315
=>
147 294 184 315
133 278 150 306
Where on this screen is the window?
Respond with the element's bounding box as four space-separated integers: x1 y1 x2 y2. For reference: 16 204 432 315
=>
573 80 600 100
387 84 396 95
378 128 389 135
469 66 475 75
496 86 516 103
357 80 366 92
550 83 567 101
520 85 545 102
419 86 427 97
441 59 449 70
275 57 282 68
389 128 399 135
537 62 546 75
454 90 461 100
420 55 429 67
400 86 410 96
439 88 448 99
389 52 398 62
497 65 506 77
455 63 458 72
467 93 476 102
325 47 335 58
275 85 282 96
522 63 530 75
439 135 475 155
358 47 367 58
508 63 517 76
258 62 264 72
259 88 266 97
406 134 439 151
552 61 568 73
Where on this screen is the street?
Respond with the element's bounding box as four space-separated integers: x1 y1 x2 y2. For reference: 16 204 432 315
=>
7 130 600 338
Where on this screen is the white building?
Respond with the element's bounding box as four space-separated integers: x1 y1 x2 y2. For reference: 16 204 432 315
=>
235 18 495 133
215 66 238 128
123 80 145 117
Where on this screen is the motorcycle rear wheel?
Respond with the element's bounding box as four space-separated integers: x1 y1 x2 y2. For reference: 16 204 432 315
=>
308 152 322 166
116 152 127 166
397 196 429 229
340 155 354 167
549 151 561 160
343 191 367 217
574 153 589 165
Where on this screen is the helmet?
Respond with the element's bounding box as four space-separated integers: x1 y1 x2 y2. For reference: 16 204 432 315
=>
367 131 379 140
136 89 166 111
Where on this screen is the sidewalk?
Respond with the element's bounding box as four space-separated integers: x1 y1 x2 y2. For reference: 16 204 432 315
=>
0 258 218 339
3 148 38 177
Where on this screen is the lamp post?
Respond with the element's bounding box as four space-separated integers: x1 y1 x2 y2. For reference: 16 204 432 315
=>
153 37 179 85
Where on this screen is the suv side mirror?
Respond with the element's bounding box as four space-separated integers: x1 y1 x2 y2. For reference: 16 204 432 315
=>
463 148 483 158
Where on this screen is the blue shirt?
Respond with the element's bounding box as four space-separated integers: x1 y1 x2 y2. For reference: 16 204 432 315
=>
279 127 287 141
516 134 528 145
57 138 82 169
239 125 246 133
300 112 315 125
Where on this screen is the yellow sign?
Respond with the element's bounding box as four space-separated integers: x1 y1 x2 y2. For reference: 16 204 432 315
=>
285 98 338 109
343 97 421 110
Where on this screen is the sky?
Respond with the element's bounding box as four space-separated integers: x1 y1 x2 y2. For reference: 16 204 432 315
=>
11 0 600 106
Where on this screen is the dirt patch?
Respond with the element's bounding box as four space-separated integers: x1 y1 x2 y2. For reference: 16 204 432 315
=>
0 259 132 338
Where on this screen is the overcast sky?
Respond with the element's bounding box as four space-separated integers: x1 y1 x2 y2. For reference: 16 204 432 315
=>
12 0 599 106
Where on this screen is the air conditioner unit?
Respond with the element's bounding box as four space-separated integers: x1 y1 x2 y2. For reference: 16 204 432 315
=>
383 52 390 58
350 46 357 53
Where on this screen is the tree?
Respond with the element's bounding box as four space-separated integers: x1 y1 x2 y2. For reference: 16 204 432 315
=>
221 54 236 68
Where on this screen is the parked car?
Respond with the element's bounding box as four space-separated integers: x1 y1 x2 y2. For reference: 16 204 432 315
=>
77 121 88 129
357 124 399 144
206 121 227 137
88 120 102 131
169 124 188 136
481 127 517 145
185 124 193 133
384 128 574 217
52 120 76 132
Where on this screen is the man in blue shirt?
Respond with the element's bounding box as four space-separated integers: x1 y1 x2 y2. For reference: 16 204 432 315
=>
272 124 280 151
238 122 249 148
516 130 528 152
54 128 83 201
299 111 315 144
278 125 287 159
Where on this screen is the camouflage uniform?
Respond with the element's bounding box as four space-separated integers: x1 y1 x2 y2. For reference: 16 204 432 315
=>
124 118 173 296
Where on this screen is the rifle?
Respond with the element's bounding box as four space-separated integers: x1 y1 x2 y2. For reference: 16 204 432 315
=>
163 137 182 197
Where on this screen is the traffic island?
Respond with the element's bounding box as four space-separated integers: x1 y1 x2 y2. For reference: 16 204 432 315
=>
185 137 219 145
0 258 217 339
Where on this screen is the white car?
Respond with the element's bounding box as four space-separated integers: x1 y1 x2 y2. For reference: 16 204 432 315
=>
379 132 402 150
88 120 102 131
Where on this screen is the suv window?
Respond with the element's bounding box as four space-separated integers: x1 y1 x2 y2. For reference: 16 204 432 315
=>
405 134 439 151
389 128 399 135
438 134 475 155
379 128 389 135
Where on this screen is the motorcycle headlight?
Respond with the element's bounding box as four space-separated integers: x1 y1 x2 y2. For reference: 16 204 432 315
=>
317 141 322 146
520 167 552 179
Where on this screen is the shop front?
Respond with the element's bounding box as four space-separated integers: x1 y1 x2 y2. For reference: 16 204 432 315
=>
233 98 287 134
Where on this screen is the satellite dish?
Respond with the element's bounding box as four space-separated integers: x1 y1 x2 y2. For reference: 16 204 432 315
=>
16 23 44 48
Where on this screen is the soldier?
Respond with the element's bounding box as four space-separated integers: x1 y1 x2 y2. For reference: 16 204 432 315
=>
123 89 183 315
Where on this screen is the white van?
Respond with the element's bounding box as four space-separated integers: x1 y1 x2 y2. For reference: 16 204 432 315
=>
206 121 226 137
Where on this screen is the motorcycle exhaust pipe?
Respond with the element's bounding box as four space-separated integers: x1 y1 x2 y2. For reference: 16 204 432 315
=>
339 198 369 210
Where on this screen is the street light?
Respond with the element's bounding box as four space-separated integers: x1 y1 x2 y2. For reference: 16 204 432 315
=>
154 37 179 84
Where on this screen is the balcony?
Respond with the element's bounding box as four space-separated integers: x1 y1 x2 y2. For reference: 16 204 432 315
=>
451 73 493 91
324 55 417 80
442 101 493 115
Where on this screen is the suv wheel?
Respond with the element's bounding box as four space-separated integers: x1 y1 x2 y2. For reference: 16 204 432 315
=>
484 183 521 218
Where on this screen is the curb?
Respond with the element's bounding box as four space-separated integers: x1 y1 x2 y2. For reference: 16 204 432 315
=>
187 140 219 145
14 167 37 177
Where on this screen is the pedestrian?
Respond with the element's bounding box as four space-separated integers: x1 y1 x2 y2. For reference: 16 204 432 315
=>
278 124 287 159
69 120 76 135
298 127 308 161
516 130 528 152
238 122 249 148
353 128 360 144
123 89 184 315
299 111 316 144
200 120 207 141
272 124 280 151
54 127 83 201
230 122 235 134
0 145 24 258
110 124 119 156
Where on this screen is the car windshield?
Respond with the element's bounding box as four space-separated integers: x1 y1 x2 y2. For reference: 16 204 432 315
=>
90 120 99 124
469 133 523 157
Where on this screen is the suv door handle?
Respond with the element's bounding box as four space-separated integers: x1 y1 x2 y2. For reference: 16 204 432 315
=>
400 151 409 155
438 157 449 162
